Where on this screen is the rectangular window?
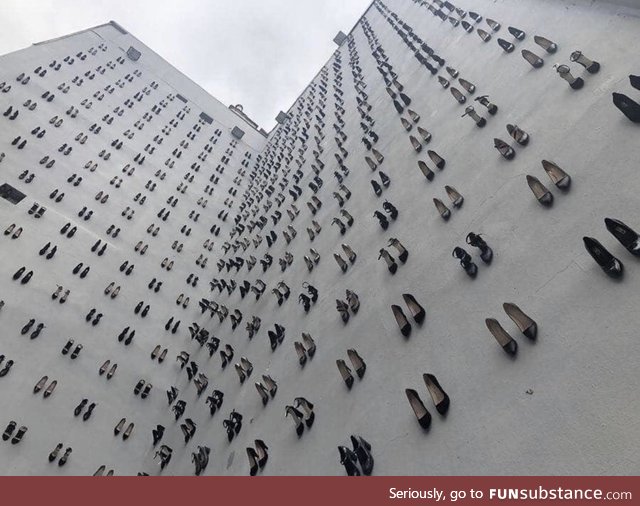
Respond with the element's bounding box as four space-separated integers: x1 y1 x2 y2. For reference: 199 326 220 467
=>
0 183 26 204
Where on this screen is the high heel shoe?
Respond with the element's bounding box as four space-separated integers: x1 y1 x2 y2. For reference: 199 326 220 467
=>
336 359 354 389
350 435 374 476
391 305 411 336
541 160 571 191
494 138 515 160
341 243 356 263
378 249 398 274
405 389 432 429
503 302 538 340
388 238 408 263
445 185 464 208
294 397 315 427
347 348 366 378
255 439 269 468
423 373 450 415
485 318 518 356
346 290 359 313
452 247 478 278
521 49 544 68
466 232 493 264
433 198 451 220
246 447 260 476
612 93 640 123
338 446 360 476
336 299 350 323
402 294 425 323
285 405 305 436
526 175 553 207
605 218 640 256
583 237 624 279
334 253 348 272
506 124 529 146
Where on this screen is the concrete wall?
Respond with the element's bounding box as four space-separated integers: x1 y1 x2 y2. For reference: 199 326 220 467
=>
1 0 640 476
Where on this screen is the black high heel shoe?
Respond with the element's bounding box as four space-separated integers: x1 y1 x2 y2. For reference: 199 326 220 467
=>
350 435 373 475
294 397 315 427
486 318 518 356
338 446 360 476
433 198 450 220
255 439 268 468
378 249 398 274
246 447 260 476
391 305 411 336
405 389 432 429
583 237 624 279
388 238 408 263
402 294 425 323
605 218 640 257
346 349 366 378
503 302 537 340
336 359 354 389
542 160 571 191
526 175 553 206
285 405 305 436
452 247 477 278
373 210 389 230
612 93 640 123
423 373 450 415
466 232 493 264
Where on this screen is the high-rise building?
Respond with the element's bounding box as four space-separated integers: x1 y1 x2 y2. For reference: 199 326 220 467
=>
1 0 640 476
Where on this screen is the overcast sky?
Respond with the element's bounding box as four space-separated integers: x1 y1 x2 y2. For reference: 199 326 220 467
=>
0 0 372 131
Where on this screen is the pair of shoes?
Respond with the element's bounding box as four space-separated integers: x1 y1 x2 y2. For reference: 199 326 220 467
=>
134 379 152 398
336 290 359 323
4 224 23 239
582 218 640 279
39 241 57 259
526 160 571 207
2 422 27 444
246 440 268 475
0 356 14 377
486 303 538 356
285 398 314 436
223 410 243 441
255 375 277 405
234 357 253 383
266 322 285 350
104 282 121 299
406 374 450 429
391 294 426 337
117 326 135 345
49 444 72 466
205 389 224 415
433 186 463 221
12 266 33 284
74 399 97 421
338 435 373 476
334 244 357 272
114 418 135 439
98 360 117 379
336 349 366 389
